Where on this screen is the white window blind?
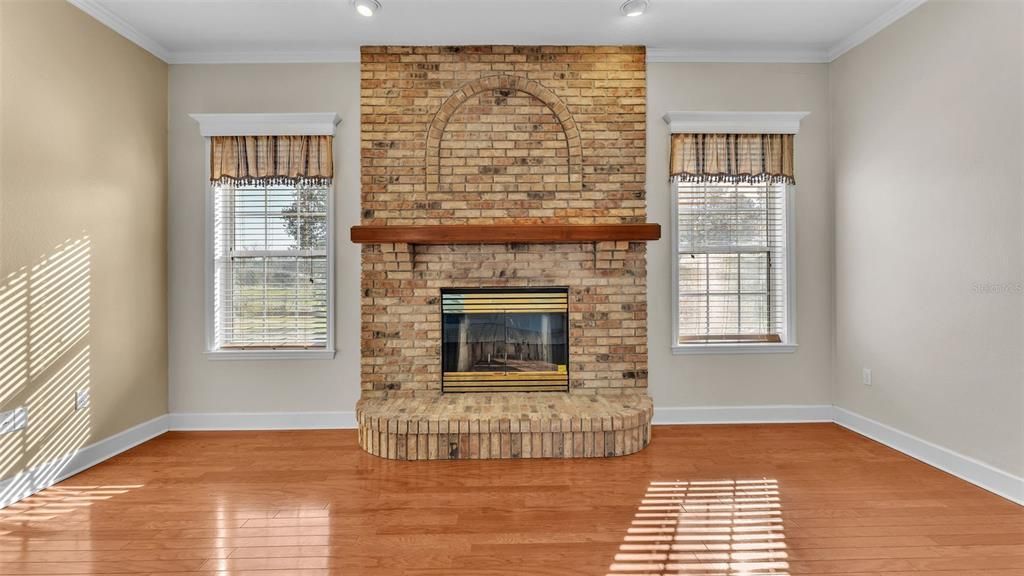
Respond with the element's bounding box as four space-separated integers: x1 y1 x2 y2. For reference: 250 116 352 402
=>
213 184 329 350
676 181 789 345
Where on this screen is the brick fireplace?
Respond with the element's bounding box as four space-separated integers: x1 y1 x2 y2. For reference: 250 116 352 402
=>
354 46 656 459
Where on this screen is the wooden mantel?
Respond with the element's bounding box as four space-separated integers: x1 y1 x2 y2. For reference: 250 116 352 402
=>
350 223 661 245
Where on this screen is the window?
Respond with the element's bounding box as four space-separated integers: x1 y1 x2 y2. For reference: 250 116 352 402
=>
212 183 330 354
674 181 792 351
664 112 805 353
192 112 340 359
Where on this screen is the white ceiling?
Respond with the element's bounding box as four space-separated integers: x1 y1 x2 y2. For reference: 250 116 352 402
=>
70 0 926 64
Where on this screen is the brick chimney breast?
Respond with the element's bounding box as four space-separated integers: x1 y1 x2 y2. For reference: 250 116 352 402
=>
357 46 651 460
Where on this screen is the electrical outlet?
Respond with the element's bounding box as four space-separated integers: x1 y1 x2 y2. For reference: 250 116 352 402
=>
862 368 873 386
75 389 90 411
0 407 28 434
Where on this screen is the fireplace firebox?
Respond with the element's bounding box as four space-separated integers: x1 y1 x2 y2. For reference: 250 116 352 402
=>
441 288 569 393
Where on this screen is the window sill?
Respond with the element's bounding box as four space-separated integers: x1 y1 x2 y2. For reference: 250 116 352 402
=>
206 349 336 361
672 343 798 355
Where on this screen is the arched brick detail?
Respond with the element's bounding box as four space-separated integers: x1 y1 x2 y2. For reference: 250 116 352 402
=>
425 74 583 193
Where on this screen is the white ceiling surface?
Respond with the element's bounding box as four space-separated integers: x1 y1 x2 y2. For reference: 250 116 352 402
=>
71 0 926 64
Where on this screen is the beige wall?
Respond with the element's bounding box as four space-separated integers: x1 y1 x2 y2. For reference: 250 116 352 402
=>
168 61 831 414
166 9 1022 483
647 63 833 408
0 0 167 482
831 0 1023 476
167 64 362 413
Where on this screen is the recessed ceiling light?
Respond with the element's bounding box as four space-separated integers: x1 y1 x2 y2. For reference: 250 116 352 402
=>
620 0 648 17
353 0 381 17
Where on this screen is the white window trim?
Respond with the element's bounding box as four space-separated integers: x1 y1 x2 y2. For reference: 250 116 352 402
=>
192 113 340 361
662 111 808 135
665 110 806 355
190 112 341 137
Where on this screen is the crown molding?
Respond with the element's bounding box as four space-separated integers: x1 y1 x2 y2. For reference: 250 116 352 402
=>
828 0 927 61
67 0 171 62
70 0 925 66
649 1 928 66
169 50 361 65
180 48 828 65
190 113 342 136
646 48 829 64
663 111 809 134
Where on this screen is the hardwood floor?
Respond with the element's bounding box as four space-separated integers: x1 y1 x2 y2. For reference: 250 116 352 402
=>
0 424 1021 575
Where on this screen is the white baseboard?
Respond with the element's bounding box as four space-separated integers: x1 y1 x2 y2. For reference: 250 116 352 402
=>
833 407 1024 506
168 411 357 431
653 404 833 425
5 406 1020 510
652 404 1022 506
0 414 169 509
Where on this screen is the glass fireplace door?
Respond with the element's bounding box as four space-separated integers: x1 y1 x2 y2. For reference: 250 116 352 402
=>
505 313 567 373
443 312 507 373
441 288 569 393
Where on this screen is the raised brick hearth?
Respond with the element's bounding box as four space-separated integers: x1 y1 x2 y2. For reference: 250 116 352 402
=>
358 393 653 459
357 45 652 459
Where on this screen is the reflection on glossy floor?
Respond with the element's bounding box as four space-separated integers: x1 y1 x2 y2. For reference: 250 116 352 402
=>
1 424 1021 575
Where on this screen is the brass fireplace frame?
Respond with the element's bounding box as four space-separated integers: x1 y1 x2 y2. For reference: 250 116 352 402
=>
441 288 569 393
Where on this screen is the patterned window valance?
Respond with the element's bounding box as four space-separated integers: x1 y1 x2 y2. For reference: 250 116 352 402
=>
210 135 333 187
670 133 795 185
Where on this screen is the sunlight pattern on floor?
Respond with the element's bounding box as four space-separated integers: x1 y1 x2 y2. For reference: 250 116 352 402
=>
608 479 789 576
0 484 141 523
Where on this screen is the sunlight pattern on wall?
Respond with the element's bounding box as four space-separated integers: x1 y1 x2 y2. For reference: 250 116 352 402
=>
0 237 92 508
608 479 789 575
29 238 91 378
0 270 28 408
